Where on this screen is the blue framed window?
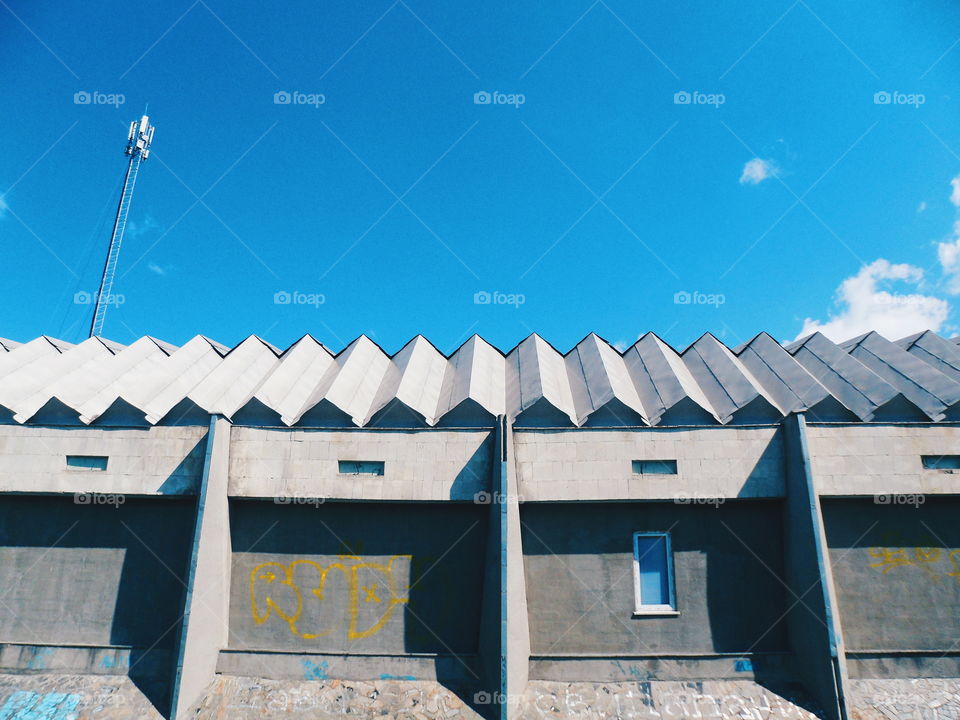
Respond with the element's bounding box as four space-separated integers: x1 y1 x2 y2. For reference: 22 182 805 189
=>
632 531 677 615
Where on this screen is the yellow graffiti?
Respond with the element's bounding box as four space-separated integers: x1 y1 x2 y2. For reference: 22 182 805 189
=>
868 546 960 583
250 555 410 640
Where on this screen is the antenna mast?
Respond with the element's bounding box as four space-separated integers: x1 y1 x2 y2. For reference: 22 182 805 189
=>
89 115 155 338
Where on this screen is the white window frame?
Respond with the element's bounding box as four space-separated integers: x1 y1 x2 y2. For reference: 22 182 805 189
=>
632 531 678 616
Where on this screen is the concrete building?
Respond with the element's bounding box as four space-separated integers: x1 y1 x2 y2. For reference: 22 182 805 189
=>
0 329 958 719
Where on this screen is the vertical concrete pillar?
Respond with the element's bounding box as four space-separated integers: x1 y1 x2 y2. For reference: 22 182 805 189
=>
170 415 232 719
478 422 506 719
783 413 849 720
503 417 529 720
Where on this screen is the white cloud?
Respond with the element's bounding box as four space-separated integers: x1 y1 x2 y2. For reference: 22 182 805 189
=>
739 158 776 185
951 177 960 207
796 259 948 342
938 221 960 294
147 261 173 277
918 200 927 213
127 215 159 239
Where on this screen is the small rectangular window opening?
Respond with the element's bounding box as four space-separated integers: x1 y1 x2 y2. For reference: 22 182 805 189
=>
66 455 108 471
632 459 678 475
338 460 385 476
633 531 677 615
921 455 960 470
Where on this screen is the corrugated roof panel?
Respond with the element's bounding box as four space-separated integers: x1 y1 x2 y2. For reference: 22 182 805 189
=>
367 336 448 425
323 335 392 426
0 337 64 380
897 330 960 385
681 334 781 422
70 337 174 423
737 333 830 413
570 334 647 424
188 335 280 418
511 334 578 423
2 338 114 423
623 333 718 424
438 335 505 419
138 336 226 423
789 332 902 420
840 332 960 420
252 335 337 425
3 331 960 425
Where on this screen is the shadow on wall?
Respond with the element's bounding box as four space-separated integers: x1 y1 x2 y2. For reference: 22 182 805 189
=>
822 497 960 656
155 434 207 494
737 433 785 498
229 500 490 713
521 500 821 707
0 495 197 717
449 432 494 501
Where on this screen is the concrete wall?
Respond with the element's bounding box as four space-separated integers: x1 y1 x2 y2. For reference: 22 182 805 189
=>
782 414 846 720
229 428 493 501
521 501 789 664
0 425 207 495
515 427 783 501
806 424 960 495
0 495 196 649
822 498 960 662
227 500 488 656
171 416 231 719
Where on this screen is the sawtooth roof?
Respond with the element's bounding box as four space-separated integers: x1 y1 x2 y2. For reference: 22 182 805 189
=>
1 330 959 427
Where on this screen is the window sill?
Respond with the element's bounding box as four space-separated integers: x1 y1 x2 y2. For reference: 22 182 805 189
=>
632 607 679 617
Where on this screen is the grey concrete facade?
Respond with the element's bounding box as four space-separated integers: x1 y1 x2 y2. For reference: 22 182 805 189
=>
1 410 959 719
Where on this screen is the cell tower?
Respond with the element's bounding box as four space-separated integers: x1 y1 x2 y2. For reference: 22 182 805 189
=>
88 115 155 338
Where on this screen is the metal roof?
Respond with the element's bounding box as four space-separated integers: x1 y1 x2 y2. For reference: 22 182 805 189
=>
1 330 959 427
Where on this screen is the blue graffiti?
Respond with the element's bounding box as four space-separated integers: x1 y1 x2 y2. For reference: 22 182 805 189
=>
99 655 116 669
0 691 81 720
301 659 329 681
25 649 54 671
734 658 754 672
379 674 416 681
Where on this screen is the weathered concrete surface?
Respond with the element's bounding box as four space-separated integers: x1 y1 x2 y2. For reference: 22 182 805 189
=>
0 644 167 677
0 425 207 495
849 678 960 719
0 496 196 648
228 428 493 501
216 650 479 684
505 425 529 719
783 414 847 720
522 501 789 658
0 673 164 719
517 680 823 719
229 501 487 655
515 427 784 501
806 424 960 495
171 416 231 719
528 655 796 683
187 674 484 719
821 498 960 655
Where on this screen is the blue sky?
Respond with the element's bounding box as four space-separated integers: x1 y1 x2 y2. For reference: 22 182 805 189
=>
2 0 960 353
